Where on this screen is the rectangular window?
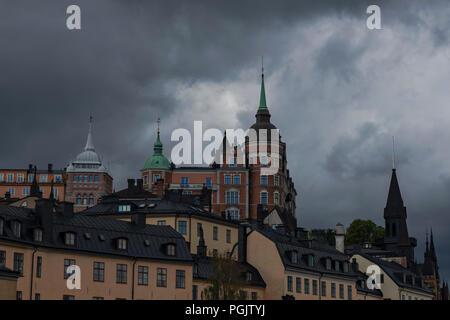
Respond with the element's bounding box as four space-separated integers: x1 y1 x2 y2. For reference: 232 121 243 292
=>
157 268 167 287
13 253 24 274
12 221 21 238
36 256 42 278
7 174 14 182
63 295 75 300
313 280 318 295
274 192 279 205
347 285 352 300
64 259 76 279
287 276 293 292
260 192 268 205
53 188 58 199
181 177 189 187
205 177 212 187
40 174 48 183
157 220 166 226
17 174 24 183
304 278 310 294
116 264 127 284
153 174 160 183
138 266 148 285
178 221 187 235
54 175 62 183
0 173 3 182
73 175 77 182
226 191 239 204
22 187 29 196
8 187 15 196
35 293 40 300
233 175 240 184
143 175 148 185
274 175 279 186
339 284 344 299
224 175 231 185
176 270 185 288
226 229 231 243
321 281 327 297
296 277 302 293
65 232 75 246
0 251 5 266
92 297 104 300
260 175 268 185
331 283 336 298
193 285 198 300
16 291 22 300
213 226 218 240
93 262 105 282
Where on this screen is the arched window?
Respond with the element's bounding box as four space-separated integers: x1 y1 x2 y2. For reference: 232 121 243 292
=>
226 208 240 221
260 191 268 205
89 194 94 205
274 191 279 205
83 194 87 205
76 194 81 205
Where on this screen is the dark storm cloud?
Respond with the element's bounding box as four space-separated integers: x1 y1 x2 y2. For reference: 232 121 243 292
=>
1 0 450 280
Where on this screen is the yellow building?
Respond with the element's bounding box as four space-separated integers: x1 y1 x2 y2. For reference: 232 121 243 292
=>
0 265 20 300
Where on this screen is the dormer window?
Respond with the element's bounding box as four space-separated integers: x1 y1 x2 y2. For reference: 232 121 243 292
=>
117 238 128 250
12 221 21 238
166 244 176 256
334 261 340 272
291 251 298 264
326 258 332 271
246 271 253 282
34 229 43 242
65 232 76 246
343 262 349 273
118 205 131 212
307 254 314 267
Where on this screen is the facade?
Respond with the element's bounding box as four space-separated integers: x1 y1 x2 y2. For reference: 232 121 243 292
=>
141 73 297 225
0 164 65 202
0 266 20 300
65 118 113 212
0 199 193 300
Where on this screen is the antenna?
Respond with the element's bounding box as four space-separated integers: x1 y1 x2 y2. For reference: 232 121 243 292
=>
261 56 264 75
392 136 396 169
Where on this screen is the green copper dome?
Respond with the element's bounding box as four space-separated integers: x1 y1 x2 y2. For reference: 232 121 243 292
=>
143 128 171 170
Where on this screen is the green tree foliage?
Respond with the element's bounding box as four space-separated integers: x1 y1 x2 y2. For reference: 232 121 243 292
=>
310 229 336 246
345 219 385 245
201 253 246 300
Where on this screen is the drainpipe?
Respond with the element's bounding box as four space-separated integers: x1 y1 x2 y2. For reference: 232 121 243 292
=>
29 247 37 300
131 258 137 300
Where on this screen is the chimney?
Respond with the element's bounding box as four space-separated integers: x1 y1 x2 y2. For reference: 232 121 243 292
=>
28 164 33 172
351 258 359 272
136 179 143 191
56 201 74 218
197 225 207 257
48 163 53 172
295 227 308 241
127 179 135 190
35 199 54 242
335 223 345 253
238 223 250 263
131 212 146 228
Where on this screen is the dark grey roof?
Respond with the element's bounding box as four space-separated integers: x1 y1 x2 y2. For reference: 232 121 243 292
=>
192 255 266 288
0 204 192 262
0 265 21 278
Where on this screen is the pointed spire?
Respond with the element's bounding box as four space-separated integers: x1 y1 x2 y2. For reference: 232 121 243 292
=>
426 229 429 253
153 117 163 155
430 228 437 259
84 115 95 152
30 166 40 197
259 58 268 110
386 168 404 209
49 179 55 201
392 136 396 169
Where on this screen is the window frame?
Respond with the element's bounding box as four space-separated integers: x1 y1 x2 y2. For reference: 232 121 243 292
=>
138 266 148 286
176 269 186 289
116 264 127 284
157 268 167 287
93 261 105 282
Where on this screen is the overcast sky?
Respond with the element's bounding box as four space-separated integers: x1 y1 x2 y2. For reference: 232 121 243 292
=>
1 0 449 282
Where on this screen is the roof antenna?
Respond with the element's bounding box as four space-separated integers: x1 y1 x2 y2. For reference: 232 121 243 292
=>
261 56 264 77
157 117 161 135
392 136 396 170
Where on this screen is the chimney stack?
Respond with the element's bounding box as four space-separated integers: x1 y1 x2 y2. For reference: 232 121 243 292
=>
136 179 143 191
48 163 53 172
127 179 136 190
335 223 345 253
238 223 250 263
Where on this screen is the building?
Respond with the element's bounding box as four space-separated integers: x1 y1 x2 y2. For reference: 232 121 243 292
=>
0 164 65 202
141 72 297 225
0 199 193 300
0 265 20 300
65 118 113 212
418 230 441 300
79 179 240 259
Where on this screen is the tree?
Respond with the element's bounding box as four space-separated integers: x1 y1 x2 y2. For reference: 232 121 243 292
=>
201 253 246 300
310 229 336 246
345 219 385 246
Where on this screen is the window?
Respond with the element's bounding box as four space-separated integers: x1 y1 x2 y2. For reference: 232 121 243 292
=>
193 285 198 300
36 256 42 278
167 244 176 256
83 194 87 205
347 285 352 300
0 219 3 235
313 280 318 295
63 295 75 300
326 258 332 270
0 173 3 182
153 174 160 184
117 238 127 250
40 174 48 183
321 281 327 297
291 251 298 263
213 226 218 240
176 270 185 288
13 253 24 274
226 191 239 204
7 173 14 182
16 291 22 300
157 220 166 226
339 284 344 299
94 175 99 182
34 229 43 242
12 221 21 238
205 177 212 187
76 194 81 205
343 262 349 273
22 187 29 196
17 174 24 183
73 175 77 182
0 251 5 266
307 255 314 267
93 262 105 282
233 175 240 184
178 221 187 235
64 259 76 279
116 264 127 283
89 175 93 182
65 232 76 246
35 293 40 300
331 283 336 298
157 268 167 287
224 175 231 185
8 187 15 196
296 277 302 293
143 175 148 185
53 188 59 199
226 229 231 243
138 266 148 285
229 157 236 167
226 208 239 221
304 278 310 294
260 191 268 204
181 177 189 187
251 292 258 300
89 194 94 205
92 297 104 300
118 205 131 212
287 276 293 292
274 192 279 205
246 271 253 282
54 175 62 183
260 175 268 185
274 175 279 186
334 260 340 272
84 175 88 182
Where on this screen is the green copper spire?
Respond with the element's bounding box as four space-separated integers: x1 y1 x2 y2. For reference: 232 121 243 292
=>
153 118 163 155
259 73 268 110
143 118 171 170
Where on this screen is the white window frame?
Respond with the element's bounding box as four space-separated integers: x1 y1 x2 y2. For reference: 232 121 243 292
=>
260 190 268 205
17 174 24 183
260 175 268 185
7 173 14 182
274 191 279 205
40 174 48 183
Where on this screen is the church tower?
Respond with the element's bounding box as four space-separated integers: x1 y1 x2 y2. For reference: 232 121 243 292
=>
422 229 441 299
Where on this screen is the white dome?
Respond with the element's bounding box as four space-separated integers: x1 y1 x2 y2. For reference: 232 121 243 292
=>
75 150 101 164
